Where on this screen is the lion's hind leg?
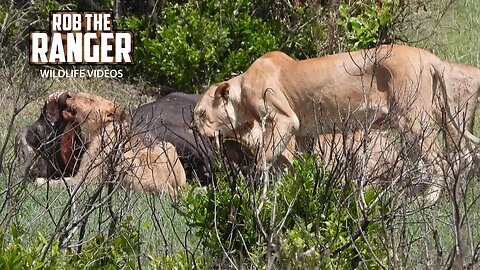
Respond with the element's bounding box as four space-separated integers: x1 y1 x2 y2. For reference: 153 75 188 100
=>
397 111 445 203
121 141 186 195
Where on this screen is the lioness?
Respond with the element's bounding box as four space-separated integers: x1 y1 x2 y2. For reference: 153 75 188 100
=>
194 44 478 201
36 92 186 194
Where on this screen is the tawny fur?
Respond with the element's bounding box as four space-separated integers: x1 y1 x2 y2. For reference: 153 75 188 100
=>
194 44 479 202
315 131 411 183
439 61 480 150
37 92 186 194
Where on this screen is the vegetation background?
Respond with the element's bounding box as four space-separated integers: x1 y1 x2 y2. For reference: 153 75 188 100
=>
0 0 479 269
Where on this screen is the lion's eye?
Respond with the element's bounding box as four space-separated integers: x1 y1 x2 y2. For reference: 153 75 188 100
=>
198 110 206 118
106 112 114 118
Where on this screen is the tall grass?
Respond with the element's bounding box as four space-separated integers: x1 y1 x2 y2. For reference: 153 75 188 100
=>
402 1 480 267
423 0 480 65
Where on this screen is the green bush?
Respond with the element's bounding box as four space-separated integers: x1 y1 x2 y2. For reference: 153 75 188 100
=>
0 218 142 269
338 0 394 50
0 224 65 270
178 154 389 268
178 171 259 259
119 0 320 95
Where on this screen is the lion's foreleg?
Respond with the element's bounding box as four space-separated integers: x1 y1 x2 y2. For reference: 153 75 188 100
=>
257 114 299 171
35 176 82 187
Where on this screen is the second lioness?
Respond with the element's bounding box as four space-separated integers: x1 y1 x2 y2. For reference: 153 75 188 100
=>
194 45 477 201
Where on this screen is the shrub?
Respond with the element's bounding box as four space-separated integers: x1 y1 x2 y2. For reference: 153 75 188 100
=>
119 0 321 95
338 0 394 50
0 224 64 270
177 154 389 268
0 218 141 269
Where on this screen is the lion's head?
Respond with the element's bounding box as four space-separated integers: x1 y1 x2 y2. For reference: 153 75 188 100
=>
194 81 242 139
59 92 128 134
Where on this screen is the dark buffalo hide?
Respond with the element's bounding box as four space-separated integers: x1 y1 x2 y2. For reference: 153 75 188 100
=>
15 93 85 180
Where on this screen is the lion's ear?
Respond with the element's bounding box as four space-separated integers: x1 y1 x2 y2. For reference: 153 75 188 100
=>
214 82 230 100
